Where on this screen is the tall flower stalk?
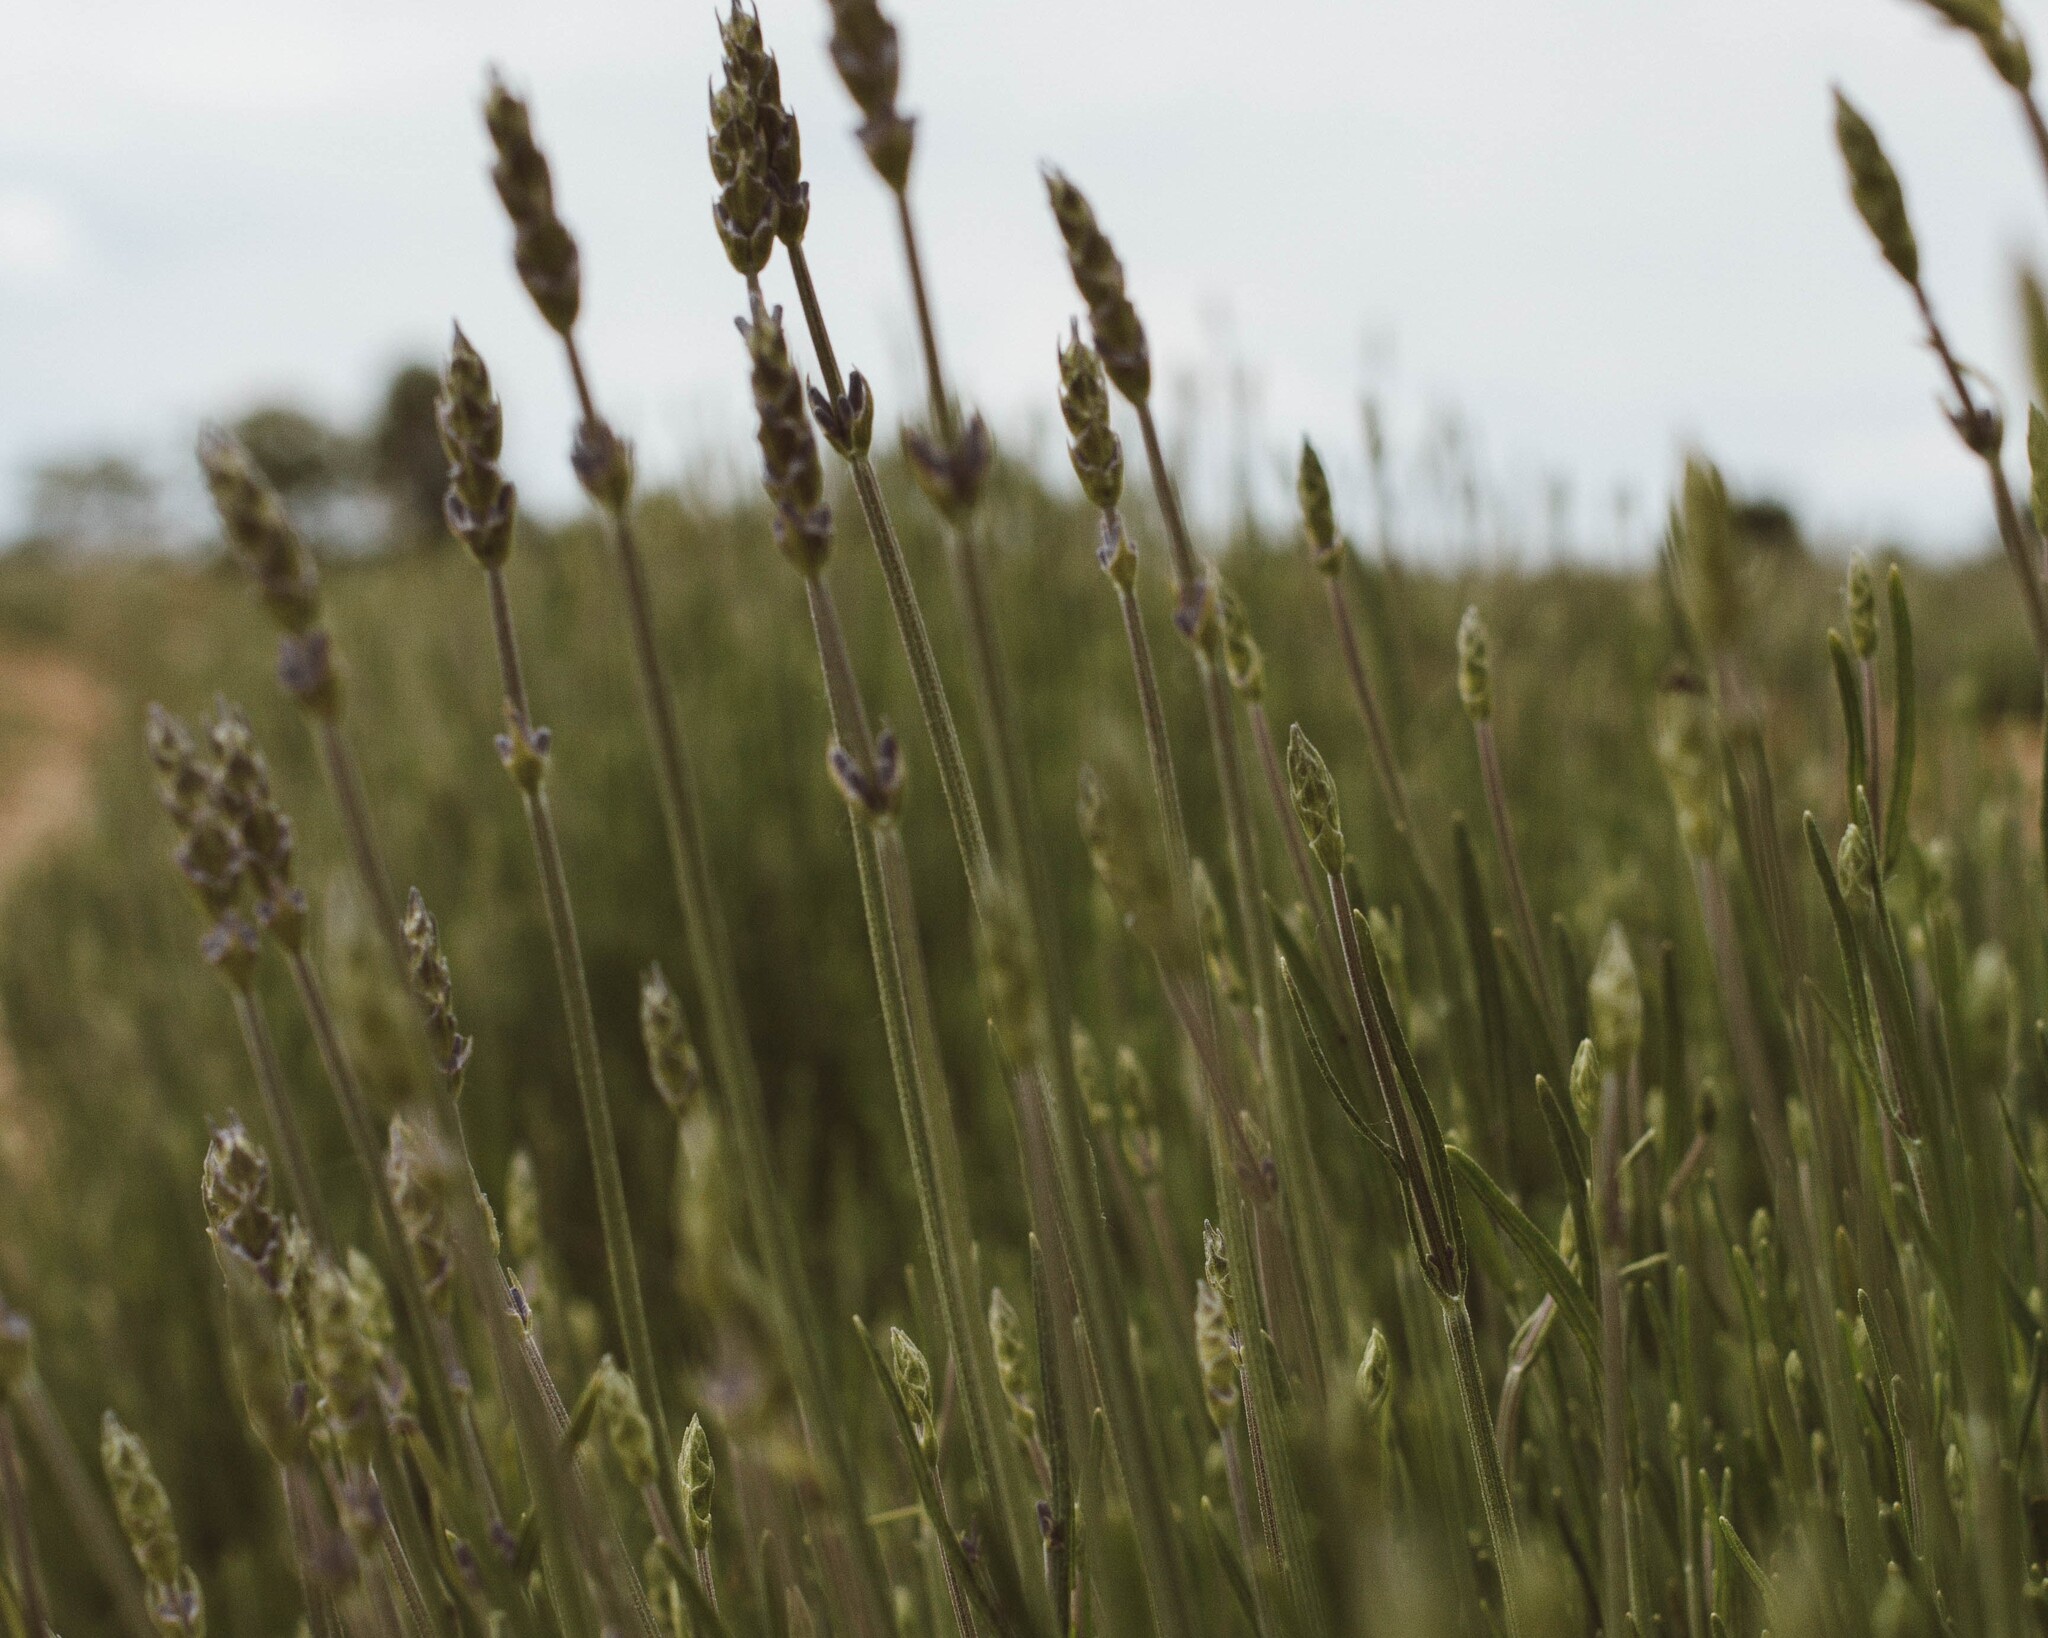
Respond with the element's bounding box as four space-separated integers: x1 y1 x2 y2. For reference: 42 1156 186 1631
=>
435 326 677 1521
735 293 1041 1599
1286 726 1523 1636
482 77 895 1631
1046 172 1337 1379
717 15 1192 1628
1455 606 1561 1051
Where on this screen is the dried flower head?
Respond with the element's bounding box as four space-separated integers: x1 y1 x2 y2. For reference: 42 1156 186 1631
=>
206 703 304 946
198 426 322 636
1834 90 1919 288
484 75 582 334
826 0 915 188
707 17 778 275
203 1117 288 1294
1058 323 1124 513
402 889 472 1086
809 371 875 461
715 6 807 248
1044 171 1150 405
739 296 833 576
145 705 211 827
437 326 517 568
1297 440 1343 575
902 409 995 523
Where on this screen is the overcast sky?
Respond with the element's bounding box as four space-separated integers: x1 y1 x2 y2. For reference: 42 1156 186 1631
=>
6 0 2047 558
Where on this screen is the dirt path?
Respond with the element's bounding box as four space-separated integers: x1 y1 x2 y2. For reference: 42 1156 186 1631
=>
0 647 114 1160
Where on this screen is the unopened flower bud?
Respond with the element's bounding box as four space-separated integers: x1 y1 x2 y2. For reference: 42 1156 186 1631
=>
1286 724 1346 876
1194 1279 1239 1430
1834 90 1919 287
1058 325 1124 512
1846 554 1878 659
640 962 701 1117
888 1327 936 1462
1297 440 1342 574
1587 922 1643 1074
1217 584 1264 701
1456 606 1492 722
1355 1326 1391 1418
987 1287 1038 1448
591 1356 658 1491
1570 1038 1604 1132
1044 171 1150 404
484 76 583 334
1653 672 1722 858
679 1413 715 1551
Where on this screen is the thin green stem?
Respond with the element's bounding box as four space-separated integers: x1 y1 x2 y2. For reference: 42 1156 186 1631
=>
313 717 408 981
1443 1296 1524 1638
895 190 954 438
281 950 462 1467
785 242 992 905
481 563 673 1494
554 329 894 1636
1126 407 1334 1382
514 782 671 1493
786 232 1180 1629
1473 718 1559 1052
800 572 1040 1597
12 1381 154 1638
1595 1073 1632 1638
0 1412 49 1638
230 983 336 1254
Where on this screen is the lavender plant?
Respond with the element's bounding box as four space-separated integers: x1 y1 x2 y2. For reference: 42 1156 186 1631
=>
11 9 2048 1638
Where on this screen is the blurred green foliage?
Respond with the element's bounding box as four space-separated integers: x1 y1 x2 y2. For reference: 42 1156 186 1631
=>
0 460 2036 1631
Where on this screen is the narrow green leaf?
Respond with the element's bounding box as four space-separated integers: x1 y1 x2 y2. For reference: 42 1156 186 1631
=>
1827 629 1867 821
1714 1515 1777 1625
1278 947 1392 1164
1882 567 1915 870
1446 1143 1602 1387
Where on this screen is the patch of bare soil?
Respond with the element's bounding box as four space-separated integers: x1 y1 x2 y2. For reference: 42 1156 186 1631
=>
0 649 114 1169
